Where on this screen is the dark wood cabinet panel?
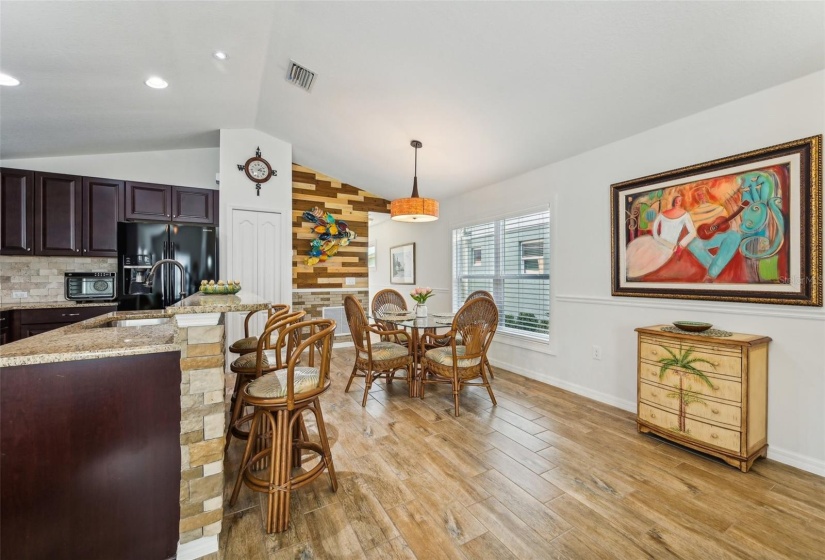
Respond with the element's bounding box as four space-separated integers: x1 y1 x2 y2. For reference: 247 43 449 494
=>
82 177 122 256
0 311 10 345
13 305 117 342
172 186 214 224
1 352 181 560
124 182 171 221
34 172 82 256
0 168 34 255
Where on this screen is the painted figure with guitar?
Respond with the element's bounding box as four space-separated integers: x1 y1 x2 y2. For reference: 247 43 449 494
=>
684 187 745 281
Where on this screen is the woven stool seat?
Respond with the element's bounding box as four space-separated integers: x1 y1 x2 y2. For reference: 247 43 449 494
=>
231 350 277 371
229 335 258 354
247 367 321 399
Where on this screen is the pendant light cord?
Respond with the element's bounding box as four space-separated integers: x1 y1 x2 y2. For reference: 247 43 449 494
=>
411 141 420 198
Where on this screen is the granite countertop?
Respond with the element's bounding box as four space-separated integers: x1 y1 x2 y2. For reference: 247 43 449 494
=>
166 291 271 314
0 292 271 368
0 301 118 311
0 310 178 367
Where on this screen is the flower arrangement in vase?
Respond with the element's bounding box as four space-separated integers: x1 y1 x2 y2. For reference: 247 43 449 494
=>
410 287 434 317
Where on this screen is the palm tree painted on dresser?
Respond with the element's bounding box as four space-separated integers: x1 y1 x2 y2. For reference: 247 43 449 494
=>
657 346 715 433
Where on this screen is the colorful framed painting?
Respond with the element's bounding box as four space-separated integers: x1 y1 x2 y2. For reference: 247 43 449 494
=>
390 243 415 285
611 135 822 306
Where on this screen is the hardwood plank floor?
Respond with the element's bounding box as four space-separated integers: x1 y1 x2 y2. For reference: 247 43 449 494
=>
220 349 825 559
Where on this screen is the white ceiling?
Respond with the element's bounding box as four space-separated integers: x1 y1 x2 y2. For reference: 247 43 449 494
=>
1 1 823 201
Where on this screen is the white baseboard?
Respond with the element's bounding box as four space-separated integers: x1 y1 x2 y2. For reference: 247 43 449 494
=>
488 357 825 476
487 357 636 412
767 446 825 477
177 535 218 560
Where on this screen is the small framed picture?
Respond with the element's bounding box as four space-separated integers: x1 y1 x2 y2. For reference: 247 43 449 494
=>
390 243 415 284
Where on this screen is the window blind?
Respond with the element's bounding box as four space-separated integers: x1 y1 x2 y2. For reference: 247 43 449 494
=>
452 210 550 340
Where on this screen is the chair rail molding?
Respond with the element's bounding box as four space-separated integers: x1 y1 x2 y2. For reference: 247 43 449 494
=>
556 294 825 322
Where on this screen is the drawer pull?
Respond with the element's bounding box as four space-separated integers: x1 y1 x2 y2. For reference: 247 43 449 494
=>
62 313 81 317
650 392 658 397
650 412 656 418
650 349 658 355
711 433 719 439
712 385 720 391
711 408 720 414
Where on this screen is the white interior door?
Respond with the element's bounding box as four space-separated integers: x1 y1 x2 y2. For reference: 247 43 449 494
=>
227 209 282 362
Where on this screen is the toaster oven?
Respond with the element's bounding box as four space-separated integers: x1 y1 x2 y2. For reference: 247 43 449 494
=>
64 272 116 301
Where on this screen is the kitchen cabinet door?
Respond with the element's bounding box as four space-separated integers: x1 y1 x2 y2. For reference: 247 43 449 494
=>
0 168 34 255
34 172 83 256
172 186 214 224
125 182 171 222
82 177 122 256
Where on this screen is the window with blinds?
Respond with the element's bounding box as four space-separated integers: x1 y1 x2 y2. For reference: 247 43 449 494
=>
452 210 550 341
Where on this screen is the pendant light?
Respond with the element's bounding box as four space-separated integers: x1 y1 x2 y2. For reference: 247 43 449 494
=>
391 140 439 222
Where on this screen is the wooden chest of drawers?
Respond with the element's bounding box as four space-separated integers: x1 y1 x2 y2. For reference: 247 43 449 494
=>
635 325 771 472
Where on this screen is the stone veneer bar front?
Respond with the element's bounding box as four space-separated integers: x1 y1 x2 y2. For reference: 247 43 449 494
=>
0 292 270 559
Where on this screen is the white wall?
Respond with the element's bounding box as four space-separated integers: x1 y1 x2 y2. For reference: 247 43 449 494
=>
371 71 825 475
218 128 292 306
0 147 219 189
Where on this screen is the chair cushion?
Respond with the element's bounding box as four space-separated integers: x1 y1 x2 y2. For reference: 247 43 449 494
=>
230 336 258 350
424 345 481 368
231 349 278 370
247 367 320 399
370 341 409 361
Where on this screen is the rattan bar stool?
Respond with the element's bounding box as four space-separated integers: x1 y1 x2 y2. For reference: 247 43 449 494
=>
225 310 305 450
229 319 338 533
228 304 290 356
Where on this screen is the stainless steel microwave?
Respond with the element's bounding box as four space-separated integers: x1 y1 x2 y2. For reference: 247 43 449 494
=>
64 272 116 301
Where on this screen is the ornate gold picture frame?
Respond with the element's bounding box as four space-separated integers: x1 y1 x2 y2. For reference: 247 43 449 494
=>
611 135 821 306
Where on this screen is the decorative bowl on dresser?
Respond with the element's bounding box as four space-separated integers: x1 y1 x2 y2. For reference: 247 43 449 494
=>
635 325 771 472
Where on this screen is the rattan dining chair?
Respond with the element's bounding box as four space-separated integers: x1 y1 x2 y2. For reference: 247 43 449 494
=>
371 289 410 346
430 290 497 378
419 297 498 416
229 318 338 533
344 295 414 406
466 290 494 302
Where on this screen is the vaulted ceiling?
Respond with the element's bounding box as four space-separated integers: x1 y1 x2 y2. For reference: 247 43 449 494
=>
1 1 823 201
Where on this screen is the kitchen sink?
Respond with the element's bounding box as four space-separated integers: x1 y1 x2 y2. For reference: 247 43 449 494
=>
98 317 172 328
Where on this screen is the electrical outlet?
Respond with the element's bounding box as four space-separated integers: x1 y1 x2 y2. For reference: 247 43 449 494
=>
592 345 602 360
345 277 356 286
13 291 28 298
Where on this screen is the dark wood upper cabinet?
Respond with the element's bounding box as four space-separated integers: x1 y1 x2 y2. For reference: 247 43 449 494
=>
34 172 82 256
172 186 214 224
82 177 123 257
125 182 172 222
0 168 35 255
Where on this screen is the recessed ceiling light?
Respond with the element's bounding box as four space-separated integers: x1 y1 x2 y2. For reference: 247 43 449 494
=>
144 76 168 89
213 51 229 60
0 73 20 87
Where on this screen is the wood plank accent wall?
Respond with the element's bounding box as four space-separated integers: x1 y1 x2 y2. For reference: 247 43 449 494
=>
292 164 390 290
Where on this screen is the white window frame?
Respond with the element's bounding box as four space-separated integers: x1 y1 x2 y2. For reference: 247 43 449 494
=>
451 207 552 346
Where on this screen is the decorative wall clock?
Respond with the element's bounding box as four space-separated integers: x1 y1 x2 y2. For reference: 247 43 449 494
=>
237 146 277 196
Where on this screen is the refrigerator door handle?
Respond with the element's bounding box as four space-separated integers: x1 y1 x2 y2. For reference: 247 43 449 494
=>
161 241 167 305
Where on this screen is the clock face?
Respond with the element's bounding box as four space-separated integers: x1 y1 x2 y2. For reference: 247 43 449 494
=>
248 160 269 180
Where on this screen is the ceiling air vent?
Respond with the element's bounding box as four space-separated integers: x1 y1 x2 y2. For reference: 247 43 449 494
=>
286 61 316 92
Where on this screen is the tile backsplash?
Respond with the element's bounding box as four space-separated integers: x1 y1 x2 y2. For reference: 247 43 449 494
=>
0 256 118 304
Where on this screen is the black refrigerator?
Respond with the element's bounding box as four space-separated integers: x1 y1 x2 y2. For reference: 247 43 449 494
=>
117 223 218 310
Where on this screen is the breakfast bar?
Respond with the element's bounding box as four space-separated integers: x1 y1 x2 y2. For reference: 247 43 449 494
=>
0 292 270 560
